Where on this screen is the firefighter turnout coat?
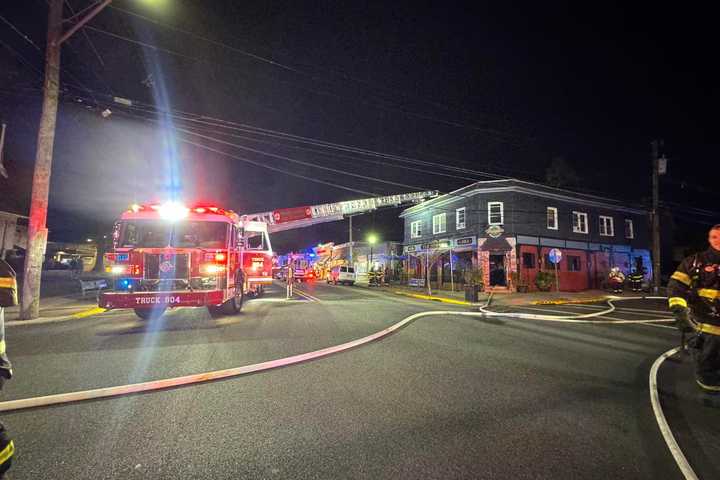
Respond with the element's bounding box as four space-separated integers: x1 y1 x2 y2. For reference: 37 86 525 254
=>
668 248 720 336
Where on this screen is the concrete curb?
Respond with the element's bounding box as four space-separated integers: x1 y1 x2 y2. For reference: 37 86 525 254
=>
531 296 609 305
6 306 109 327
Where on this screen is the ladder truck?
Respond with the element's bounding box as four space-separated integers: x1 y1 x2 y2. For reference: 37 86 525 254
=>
100 191 437 319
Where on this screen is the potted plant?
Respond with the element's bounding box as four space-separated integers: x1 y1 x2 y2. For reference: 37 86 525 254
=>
535 270 555 292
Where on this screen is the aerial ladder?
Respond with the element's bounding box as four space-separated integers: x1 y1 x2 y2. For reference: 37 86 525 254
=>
241 190 439 233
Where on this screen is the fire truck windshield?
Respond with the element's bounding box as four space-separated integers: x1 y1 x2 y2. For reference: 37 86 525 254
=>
118 220 228 249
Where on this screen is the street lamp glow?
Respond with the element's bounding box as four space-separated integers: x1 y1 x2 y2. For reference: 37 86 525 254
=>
367 234 378 245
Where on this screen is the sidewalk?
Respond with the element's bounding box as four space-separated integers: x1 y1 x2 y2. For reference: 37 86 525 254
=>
376 283 654 307
5 270 109 323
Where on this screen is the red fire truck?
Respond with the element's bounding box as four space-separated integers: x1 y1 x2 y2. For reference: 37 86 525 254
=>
100 202 273 319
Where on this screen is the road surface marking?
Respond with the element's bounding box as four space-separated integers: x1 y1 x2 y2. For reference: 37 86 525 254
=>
564 304 671 316
294 289 320 302
393 291 473 306
517 305 674 324
650 347 699 480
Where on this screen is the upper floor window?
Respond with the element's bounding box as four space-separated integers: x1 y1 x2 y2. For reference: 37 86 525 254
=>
547 207 558 230
572 211 588 234
410 220 422 238
599 215 614 236
488 202 504 225
456 207 466 230
624 219 634 239
432 213 446 234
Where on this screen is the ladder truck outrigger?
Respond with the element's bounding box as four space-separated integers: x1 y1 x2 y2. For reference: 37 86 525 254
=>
100 191 437 320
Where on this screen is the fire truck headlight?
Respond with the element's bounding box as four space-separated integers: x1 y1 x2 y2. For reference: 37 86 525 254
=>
110 265 128 275
158 201 189 221
201 264 225 275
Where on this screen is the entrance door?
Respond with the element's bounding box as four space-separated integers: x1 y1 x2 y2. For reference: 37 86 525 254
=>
489 254 506 286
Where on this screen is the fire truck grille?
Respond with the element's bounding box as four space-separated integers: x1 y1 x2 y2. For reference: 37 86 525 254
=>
144 254 190 280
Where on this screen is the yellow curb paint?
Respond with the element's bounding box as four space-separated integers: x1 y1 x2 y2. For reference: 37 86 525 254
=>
393 291 471 306
70 307 107 319
531 297 608 305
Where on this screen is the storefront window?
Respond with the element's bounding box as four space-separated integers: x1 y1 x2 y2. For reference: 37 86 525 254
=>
522 252 535 268
567 255 582 272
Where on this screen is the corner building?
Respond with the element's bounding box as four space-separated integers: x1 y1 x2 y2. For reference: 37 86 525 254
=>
400 179 651 292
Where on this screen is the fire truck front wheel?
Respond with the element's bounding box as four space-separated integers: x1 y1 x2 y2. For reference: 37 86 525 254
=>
223 289 243 314
134 307 166 321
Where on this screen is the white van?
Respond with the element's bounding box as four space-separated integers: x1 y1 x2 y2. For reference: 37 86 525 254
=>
327 265 356 285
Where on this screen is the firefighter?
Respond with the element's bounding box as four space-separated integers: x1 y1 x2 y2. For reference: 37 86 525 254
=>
668 224 720 393
0 259 16 477
608 267 625 294
629 268 644 292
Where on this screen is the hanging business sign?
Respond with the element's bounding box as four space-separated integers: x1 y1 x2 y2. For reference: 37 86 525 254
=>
454 236 476 247
403 244 422 254
485 225 504 238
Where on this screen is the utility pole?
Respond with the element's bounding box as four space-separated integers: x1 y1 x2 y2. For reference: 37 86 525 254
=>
348 215 353 267
20 0 113 319
651 140 662 295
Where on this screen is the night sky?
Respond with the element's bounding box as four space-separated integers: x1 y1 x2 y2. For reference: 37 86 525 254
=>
0 1 717 253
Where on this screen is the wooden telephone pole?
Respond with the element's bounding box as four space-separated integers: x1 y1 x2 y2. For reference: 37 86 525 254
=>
651 140 662 295
20 0 113 319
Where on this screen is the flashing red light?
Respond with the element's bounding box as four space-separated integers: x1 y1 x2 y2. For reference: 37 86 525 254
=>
215 252 226 262
208 207 219 212
195 207 207 213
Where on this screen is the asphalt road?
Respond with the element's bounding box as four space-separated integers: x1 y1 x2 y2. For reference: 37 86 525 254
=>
2 282 715 479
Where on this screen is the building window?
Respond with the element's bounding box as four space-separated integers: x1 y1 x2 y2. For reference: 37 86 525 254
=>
522 252 536 268
625 219 634 239
410 220 422 238
567 255 582 272
488 202 504 225
432 213 446 234
572 211 588 234
547 207 558 230
599 215 614 236
456 207 466 230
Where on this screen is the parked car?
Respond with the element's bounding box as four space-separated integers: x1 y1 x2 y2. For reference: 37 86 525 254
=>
327 265 356 285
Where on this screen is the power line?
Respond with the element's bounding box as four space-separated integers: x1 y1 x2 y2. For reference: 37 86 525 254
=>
114 108 433 192
81 23 525 143
109 4 527 142
0 11 101 102
178 137 378 197
108 98 508 180
59 87 507 182
64 0 106 68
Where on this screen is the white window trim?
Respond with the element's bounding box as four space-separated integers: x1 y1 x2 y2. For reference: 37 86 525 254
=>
572 211 588 234
432 213 446 234
599 215 614 237
456 207 466 230
410 220 422 239
546 207 558 230
488 202 504 225
625 219 634 239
